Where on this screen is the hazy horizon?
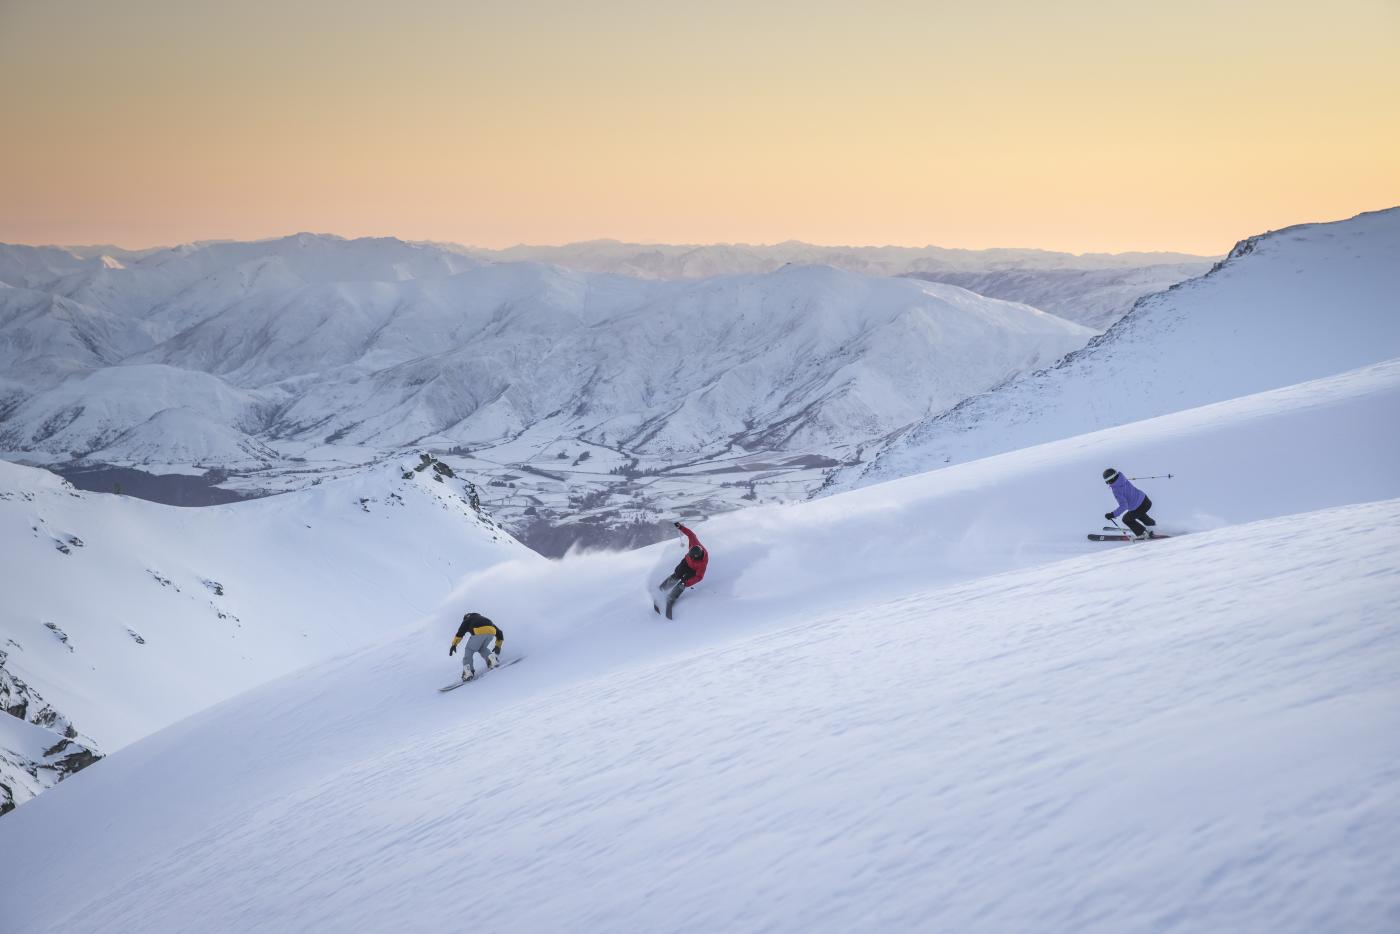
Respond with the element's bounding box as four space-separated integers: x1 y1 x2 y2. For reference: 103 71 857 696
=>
1 229 1231 258
2 0 1396 255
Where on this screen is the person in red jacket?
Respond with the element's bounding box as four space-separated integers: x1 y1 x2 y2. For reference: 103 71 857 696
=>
656 521 708 619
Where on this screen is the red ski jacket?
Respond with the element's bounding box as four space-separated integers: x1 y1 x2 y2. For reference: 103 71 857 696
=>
677 524 709 586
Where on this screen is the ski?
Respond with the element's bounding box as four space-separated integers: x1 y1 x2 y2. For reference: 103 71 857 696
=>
438 656 525 692
1087 533 1171 542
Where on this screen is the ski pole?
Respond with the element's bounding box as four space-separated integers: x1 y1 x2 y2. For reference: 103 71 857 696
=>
1128 473 1173 480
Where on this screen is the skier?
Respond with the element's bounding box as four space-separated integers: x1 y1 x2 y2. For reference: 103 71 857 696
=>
656 521 708 619
448 612 505 682
1102 467 1158 539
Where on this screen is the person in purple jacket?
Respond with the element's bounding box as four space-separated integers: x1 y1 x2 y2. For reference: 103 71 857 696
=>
1103 467 1158 538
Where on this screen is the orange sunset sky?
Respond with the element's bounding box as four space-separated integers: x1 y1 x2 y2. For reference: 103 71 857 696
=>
1 0 1397 255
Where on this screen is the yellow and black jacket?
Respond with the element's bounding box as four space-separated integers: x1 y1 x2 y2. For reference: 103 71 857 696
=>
451 613 504 653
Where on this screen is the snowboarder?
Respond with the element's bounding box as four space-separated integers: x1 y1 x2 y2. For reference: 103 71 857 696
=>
448 612 505 682
656 521 708 619
1102 467 1158 539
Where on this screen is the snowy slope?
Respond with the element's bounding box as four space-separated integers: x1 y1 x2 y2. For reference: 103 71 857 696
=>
0 456 532 753
852 207 1400 489
3 360 1397 931
0 285 150 385
84 406 280 467
0 710 99 815
0 363 279 465
903 262 1211 331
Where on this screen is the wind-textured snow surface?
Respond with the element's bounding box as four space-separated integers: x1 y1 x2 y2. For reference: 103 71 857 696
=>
3 358 1398 933
850 207 1400 490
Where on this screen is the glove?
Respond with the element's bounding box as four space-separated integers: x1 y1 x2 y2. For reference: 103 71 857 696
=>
673 521 683 529
448 644 457 656
1104 511 1115 521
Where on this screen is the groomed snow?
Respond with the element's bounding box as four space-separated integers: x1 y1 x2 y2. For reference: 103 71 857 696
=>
2 359 1398 932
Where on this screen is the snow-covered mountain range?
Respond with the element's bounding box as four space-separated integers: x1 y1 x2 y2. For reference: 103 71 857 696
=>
0 453 528 812
844 206 1400 490
1 234 1124 553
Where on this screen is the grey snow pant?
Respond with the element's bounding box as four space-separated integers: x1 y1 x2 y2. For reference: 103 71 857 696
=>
659 575 688 615
461 633 495 673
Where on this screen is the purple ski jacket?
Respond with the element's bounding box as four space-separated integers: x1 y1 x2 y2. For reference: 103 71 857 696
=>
1108 474 1147 517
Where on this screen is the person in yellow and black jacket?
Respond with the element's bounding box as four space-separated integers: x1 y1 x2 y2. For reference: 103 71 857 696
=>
449 612 504 682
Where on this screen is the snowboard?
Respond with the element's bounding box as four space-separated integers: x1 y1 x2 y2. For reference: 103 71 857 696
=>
439 656 525 692
1087 533 1171 542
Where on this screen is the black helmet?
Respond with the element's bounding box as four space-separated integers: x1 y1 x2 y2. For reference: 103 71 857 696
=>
688 546 704 561
1103 468 1119 484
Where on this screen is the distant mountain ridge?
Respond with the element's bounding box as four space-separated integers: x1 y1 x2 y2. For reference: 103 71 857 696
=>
444 238 1215 330
447 236 1212 274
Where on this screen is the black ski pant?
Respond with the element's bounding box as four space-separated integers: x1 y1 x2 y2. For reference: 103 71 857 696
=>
1121 496 1155 536
661 562 695 593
